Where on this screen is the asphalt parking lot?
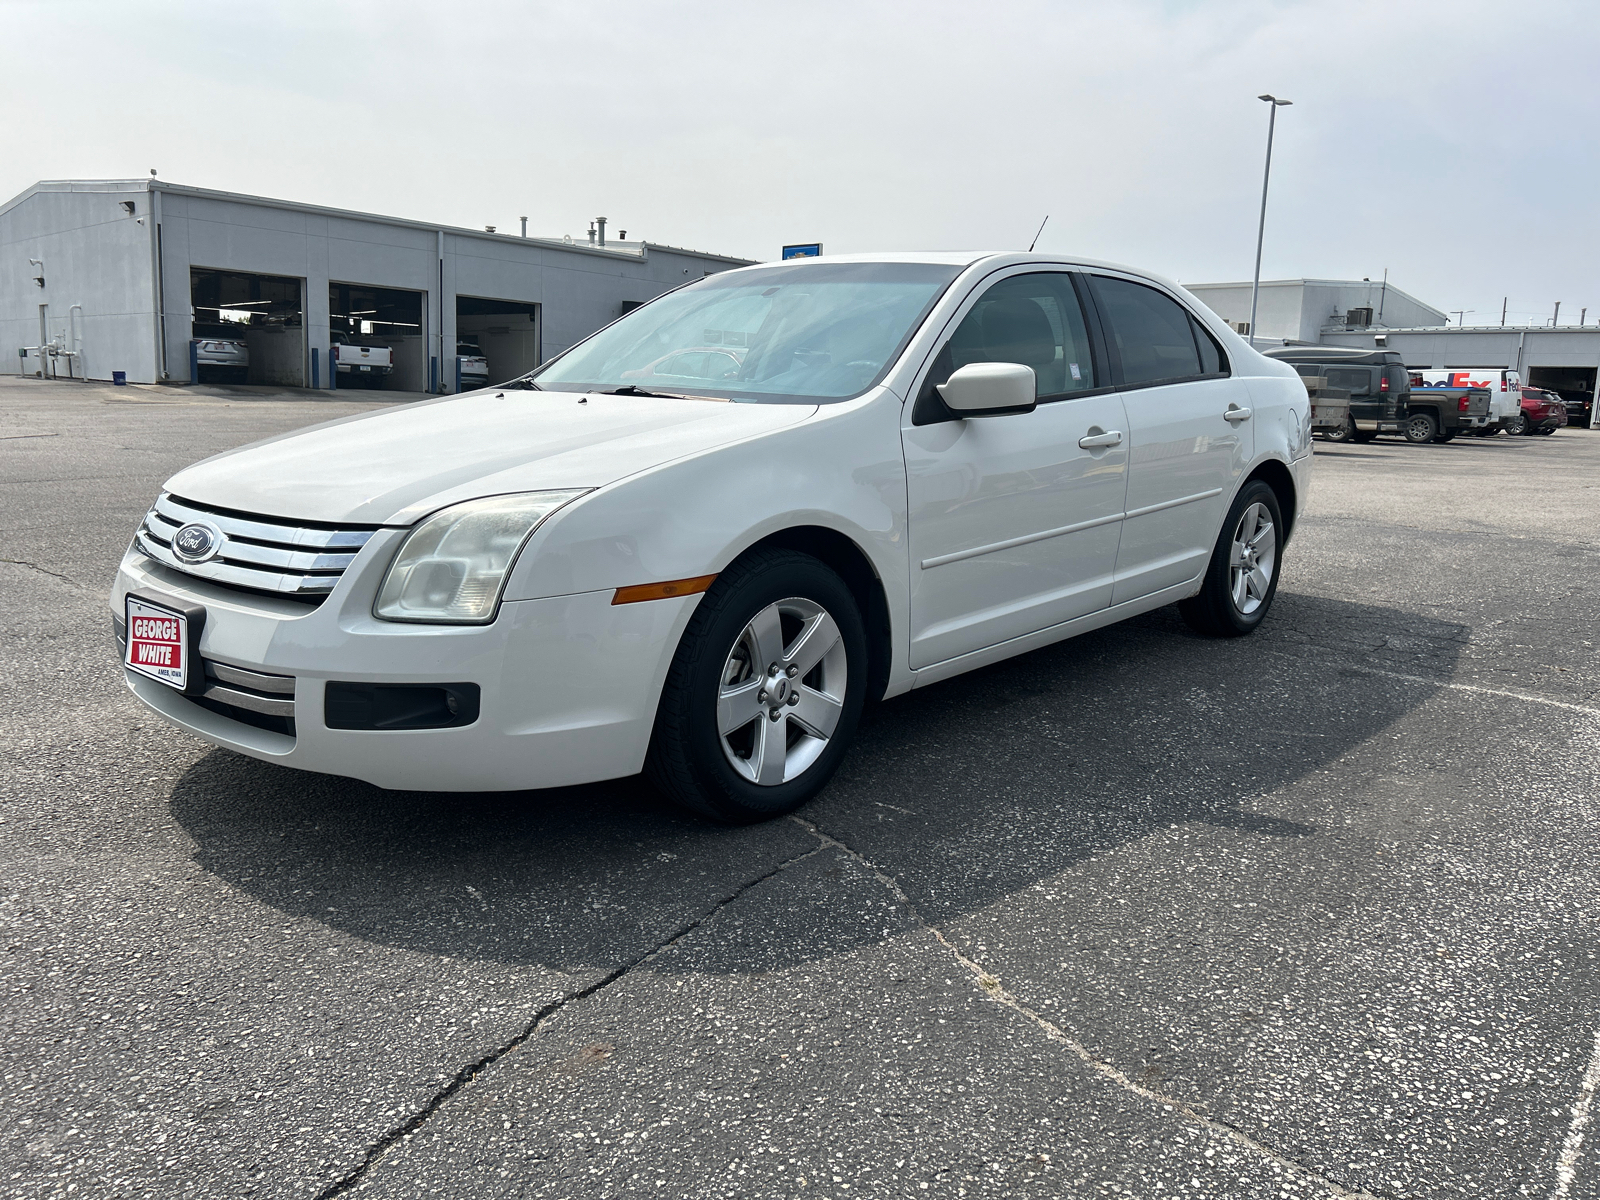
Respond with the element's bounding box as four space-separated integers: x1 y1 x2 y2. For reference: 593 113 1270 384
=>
3 374 1598 1199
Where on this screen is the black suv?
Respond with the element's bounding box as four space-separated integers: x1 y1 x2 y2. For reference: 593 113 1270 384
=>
1264 347 1409 442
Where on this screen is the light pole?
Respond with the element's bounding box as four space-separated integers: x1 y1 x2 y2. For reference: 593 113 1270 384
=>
1247 94 1292 348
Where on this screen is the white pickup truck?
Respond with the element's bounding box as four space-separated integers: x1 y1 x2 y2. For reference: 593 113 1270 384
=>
330 334 392 388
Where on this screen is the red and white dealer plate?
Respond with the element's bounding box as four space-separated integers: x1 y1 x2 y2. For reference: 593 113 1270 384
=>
125 595 190 690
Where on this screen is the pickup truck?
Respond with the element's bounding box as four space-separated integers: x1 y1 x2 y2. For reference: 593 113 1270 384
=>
1399 386 1492 443
1264 347 1407 442
330 334 392 388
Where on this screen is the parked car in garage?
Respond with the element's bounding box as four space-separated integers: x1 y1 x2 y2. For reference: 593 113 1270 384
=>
1519 386 1567 435
456 339 489 391
194 338 248 383
330 333 392 388
113 252 1311 822
1263 347 1407 442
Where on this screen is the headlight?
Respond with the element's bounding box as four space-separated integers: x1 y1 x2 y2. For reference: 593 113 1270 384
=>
374 491 586 624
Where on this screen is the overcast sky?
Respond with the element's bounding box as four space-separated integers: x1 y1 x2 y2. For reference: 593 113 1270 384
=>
5 0 1595 326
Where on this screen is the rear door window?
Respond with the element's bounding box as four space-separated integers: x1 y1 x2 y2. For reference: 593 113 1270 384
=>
1090 276 1202 386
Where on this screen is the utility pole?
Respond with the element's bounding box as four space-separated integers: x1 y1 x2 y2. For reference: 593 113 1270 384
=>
1247 94 1292 347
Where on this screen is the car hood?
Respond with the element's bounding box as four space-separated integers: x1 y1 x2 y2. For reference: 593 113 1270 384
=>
163 390 818 525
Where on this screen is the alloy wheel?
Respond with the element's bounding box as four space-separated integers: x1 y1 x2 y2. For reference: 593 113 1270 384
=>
1229 502 1277 616
716 597 848 786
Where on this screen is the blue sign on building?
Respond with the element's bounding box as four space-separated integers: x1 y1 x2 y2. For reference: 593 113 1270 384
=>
782 243 823 260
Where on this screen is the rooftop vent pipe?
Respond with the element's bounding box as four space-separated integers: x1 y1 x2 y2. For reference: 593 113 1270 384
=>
596 216 608 247
520 216 527 238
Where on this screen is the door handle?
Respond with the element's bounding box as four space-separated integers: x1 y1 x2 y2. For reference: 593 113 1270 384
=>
1224 405 1253 423
1078 429 1123 448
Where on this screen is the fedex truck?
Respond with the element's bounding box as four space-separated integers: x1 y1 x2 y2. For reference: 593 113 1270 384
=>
1413 369 1521 432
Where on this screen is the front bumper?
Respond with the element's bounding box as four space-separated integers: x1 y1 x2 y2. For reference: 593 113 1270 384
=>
111 547 697 792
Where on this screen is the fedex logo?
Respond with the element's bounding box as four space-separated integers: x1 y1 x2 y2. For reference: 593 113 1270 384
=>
1418 369 1520 392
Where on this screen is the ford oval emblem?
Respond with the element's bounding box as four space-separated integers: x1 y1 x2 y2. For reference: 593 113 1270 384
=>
172 520 224 564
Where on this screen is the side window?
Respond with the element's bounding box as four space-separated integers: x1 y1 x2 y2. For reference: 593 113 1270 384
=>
1324 368 1371 395
1190 315 1226 376
912 273 1097 424
1091 276 1202 386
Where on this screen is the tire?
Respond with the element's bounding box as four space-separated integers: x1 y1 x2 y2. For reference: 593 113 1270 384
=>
1434 431 1455 443
1505 414 1527 436
1179 480 1284 638
1323 420 1354 443
1351 427 1376 443
1539 427 1556 436
646 548 868 822
1404 411 1440 444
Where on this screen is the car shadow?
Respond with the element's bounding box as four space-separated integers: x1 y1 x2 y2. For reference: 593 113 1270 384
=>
168 592 1465 975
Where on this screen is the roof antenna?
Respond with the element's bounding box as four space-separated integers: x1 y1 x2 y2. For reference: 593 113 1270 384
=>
1028 214 1049 253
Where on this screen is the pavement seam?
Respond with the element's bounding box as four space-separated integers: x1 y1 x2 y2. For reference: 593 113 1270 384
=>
311 838 829 1198
791 815 1387 1200
1551 1028 1600 1199
1269 653 1600 718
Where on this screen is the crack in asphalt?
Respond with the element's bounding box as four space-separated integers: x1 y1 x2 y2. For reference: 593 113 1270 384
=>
0 558 78 586
312 839 829 1198
789 816 1389 1200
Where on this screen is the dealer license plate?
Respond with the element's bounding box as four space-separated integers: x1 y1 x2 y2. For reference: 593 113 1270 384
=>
125 595 190 690
358 364 371 372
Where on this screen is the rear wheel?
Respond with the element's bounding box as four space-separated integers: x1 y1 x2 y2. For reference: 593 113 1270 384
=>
1505 413 1527 435
1179 480 1283 638
1323 420 1354 443
1405 411 1439 444
646 548 867 822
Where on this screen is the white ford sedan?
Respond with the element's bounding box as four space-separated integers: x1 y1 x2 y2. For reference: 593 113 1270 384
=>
113 253 1311 822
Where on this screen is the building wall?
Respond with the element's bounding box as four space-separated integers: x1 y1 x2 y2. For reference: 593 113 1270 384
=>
4 179 750 394
1186 279 1447 343
1320 326 1600 374
0 183 159 382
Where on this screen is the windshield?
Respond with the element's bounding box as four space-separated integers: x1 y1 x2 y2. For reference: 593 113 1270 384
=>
531 261 963 403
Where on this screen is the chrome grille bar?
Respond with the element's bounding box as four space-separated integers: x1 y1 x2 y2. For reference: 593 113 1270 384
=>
135 492 382 601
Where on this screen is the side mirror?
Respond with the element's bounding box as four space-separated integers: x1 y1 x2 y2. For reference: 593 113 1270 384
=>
936 362 1037 416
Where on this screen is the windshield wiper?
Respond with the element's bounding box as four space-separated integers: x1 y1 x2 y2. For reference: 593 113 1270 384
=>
604 385 691 398
502 378 541 390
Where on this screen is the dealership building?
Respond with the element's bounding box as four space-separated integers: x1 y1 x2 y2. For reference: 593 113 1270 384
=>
1 178 751 391
1187 277 1600 426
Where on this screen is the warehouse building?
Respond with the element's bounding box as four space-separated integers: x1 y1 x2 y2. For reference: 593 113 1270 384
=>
1187 277 1599 427
1 179 751 391
1183 277 1448 343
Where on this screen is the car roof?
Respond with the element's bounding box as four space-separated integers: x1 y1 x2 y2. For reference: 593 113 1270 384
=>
719 252 1201 303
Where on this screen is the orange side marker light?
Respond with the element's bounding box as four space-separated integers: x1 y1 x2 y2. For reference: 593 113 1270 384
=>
611 574 718 605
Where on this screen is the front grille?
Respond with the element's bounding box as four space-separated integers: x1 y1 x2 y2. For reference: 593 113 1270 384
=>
135 493 381 604
194 660 296 737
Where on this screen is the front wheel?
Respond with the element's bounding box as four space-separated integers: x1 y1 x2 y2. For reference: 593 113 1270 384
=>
1179 480 1283 638
1505 414 1527 436
1405 411 1440 444
646 548 867 822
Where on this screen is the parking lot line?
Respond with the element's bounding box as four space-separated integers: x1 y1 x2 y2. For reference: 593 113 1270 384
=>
1269 654 1600 719
1552 1029 1600 1200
